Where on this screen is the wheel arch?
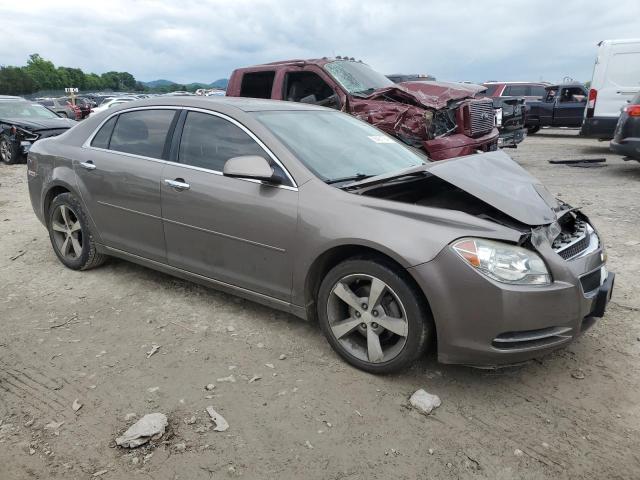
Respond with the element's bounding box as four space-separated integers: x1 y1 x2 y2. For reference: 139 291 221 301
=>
42 181 77 221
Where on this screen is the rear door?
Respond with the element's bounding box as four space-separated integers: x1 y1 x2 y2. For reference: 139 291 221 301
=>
76 108 179 262
160 109 298 301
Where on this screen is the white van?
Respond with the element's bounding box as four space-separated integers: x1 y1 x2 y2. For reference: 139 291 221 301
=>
581 38 640 139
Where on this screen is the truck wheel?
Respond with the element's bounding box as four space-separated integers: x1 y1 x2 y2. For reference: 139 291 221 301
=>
0 134 19 164
527 126 540 135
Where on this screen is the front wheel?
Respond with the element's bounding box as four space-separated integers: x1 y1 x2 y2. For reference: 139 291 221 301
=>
317 258 432 374
0 134 19 164
527 126 540 135
47 193 106 270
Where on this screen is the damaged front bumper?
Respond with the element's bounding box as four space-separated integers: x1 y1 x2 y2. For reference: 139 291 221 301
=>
424 128 499 161
497 128 526 148
408 240 613 367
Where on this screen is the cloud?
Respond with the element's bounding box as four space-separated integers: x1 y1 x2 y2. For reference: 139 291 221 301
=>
2 0 639 84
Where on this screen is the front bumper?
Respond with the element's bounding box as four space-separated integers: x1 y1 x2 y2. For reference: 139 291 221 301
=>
498 128 526 148
424 128 499 161
408 246 613 367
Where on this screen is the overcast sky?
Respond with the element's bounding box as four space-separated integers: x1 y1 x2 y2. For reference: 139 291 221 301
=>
3 0 639 84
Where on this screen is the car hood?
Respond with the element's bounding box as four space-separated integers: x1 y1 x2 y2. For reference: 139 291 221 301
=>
358 81 479 111
1 116 76 131
425 151 562 225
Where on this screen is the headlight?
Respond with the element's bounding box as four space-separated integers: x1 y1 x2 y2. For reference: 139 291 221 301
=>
452 238 551 285
16 127 39 142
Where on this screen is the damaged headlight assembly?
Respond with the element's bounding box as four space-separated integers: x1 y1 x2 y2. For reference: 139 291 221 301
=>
452 238 551 285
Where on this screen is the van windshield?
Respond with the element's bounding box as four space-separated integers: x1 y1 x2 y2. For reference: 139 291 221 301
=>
324 61 395 96
254 110 427 184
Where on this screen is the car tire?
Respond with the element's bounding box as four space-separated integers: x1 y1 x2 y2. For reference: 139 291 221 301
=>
0 134 19 165
47 192 107 271
317 257 432 374
527 126 540 135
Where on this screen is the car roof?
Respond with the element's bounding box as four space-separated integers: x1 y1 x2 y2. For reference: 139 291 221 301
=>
115 96 328 113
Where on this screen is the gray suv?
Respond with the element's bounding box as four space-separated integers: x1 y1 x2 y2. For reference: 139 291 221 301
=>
26 97 614 373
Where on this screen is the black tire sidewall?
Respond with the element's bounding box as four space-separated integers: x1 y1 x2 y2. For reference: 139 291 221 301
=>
317 258 431 374
47 193 93 270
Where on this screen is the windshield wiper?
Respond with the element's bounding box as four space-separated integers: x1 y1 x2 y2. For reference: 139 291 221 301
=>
326 173 373 185
341 164 430 190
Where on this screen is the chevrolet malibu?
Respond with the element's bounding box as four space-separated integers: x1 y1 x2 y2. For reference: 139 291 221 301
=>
27 97 614 373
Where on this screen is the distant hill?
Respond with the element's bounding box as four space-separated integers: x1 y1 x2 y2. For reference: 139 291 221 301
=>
141 78 228 90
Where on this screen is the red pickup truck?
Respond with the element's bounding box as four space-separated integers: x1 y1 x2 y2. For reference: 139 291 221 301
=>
226 57 498 160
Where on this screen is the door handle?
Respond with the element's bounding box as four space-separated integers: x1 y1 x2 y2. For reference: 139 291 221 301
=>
80 161 96 170
164 178 190 190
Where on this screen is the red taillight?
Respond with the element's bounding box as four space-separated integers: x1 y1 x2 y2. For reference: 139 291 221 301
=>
626 105 640 117
586 88 597 118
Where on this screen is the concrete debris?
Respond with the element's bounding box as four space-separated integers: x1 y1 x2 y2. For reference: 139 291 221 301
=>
409 389 441 415
185 416 197 425
428 448 434 455
92 469 108 477
305 440 314 449
115 413 168 448
248 375 261 383
265 363 275 369
146 344 160 358
216 375 235 383
206 406 229 432
514 449 524 457
175 442 186 452
147 386 159 393
571 370 586 380
124 413 137 421
44 420 64 431
279 354 287 360
72 399 83 412
205 383 215 391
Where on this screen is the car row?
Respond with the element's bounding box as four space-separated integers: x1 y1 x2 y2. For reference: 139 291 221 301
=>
26 96 614 373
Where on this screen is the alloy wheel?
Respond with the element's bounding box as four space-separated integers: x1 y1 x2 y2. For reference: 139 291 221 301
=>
0 138 11 163
51 205 83 259
327 274 409 363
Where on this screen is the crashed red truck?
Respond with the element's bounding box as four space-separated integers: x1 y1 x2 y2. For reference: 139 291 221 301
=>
226 57 499 160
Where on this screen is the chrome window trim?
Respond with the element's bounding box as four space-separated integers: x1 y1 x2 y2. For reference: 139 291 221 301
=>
81 105 298 191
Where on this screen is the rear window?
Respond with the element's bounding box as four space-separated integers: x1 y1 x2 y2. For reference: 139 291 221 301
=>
91 116 117 149
482 84 500 96
109 109 176 159
239 71 275 99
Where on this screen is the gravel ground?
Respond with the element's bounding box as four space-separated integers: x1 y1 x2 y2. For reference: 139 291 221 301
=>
1 129 639 480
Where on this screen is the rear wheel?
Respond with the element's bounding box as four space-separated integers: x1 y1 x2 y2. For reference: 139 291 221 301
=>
0 134 19 164
47 193 106 270
317 258 431 374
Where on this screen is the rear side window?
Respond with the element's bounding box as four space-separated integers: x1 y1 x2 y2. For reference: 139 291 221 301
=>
530 85 547 97
504 85 527 96
91 116 117 149
482 84 500 96
239 71 275 99
109 110 176 159
178 111 288 182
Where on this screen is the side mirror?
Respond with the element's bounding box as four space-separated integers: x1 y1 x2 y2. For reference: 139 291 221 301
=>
223 155 281 184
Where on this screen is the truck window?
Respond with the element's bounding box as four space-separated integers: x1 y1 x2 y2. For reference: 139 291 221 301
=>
283 71 340 109
559 87 586 103
504 85 527 96
530 86 547 97
239 71 276 99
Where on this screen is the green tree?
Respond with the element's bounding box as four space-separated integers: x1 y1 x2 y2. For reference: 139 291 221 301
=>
0 66 37 95
24 54 59 90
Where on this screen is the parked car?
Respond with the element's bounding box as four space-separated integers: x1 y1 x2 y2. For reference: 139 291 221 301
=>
0 95 76 164
581 38 640 140
226 57 499 160
481 81 550 102
88 97 135 117
27 97 613 373
610 92 640 160
37 97 82 120
525 83 588 134
74 97 96 119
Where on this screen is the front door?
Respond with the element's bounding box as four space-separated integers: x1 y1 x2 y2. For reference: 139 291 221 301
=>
74 108 178 262
160 110 298 301
553 87 587 127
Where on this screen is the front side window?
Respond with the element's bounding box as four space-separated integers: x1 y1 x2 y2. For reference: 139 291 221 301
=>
324 60 394 96
254 110 426 183
239 71 275 99
178 112 275 174
109 109 176 159
283 71 340 109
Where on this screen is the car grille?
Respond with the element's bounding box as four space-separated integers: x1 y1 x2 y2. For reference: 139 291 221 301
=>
552 218 597 260
467 100 495 136
492 326 573 350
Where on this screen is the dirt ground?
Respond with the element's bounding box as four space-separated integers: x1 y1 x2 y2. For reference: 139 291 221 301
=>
1 129 639 480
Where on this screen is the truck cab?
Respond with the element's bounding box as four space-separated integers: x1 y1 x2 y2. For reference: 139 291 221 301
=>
227 58 499 160
525 83 588 134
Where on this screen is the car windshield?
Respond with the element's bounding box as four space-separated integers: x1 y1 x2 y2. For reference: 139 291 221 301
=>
254 110 427 183
0 101 60 119
324 60 395 96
